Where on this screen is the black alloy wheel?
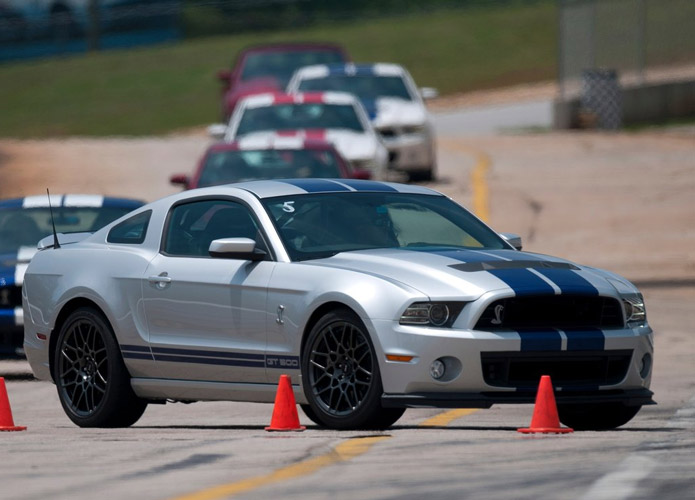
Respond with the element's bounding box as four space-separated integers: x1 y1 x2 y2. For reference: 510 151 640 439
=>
301 308 404 429
55 307 147 427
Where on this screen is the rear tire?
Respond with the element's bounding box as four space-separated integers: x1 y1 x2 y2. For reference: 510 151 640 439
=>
54 307 147 427
558 403 642 430
301 308 403 429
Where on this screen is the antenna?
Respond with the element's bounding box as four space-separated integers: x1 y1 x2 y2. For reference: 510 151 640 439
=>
46 188 60 249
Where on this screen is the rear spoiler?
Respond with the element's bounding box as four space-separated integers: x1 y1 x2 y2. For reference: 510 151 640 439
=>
37 232 93 250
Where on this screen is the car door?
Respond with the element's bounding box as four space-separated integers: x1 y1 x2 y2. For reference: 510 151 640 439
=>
142 198 273 383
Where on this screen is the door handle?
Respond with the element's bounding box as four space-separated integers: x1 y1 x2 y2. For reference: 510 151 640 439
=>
148 272 171 289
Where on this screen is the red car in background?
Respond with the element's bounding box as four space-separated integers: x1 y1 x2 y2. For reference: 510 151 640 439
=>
170 137 370 190
217 42 350 121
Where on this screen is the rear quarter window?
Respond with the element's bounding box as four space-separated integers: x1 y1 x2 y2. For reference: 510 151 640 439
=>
107 210 151 244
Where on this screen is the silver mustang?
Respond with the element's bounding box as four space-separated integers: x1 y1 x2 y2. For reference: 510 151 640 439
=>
23 179 654 430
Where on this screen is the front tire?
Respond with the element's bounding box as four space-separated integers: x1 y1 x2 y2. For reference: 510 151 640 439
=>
54 307 147 427
301 308 404 429
558 403 642 430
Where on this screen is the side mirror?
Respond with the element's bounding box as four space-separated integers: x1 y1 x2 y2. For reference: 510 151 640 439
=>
209 237 267 261
217 69 232 83
169 174 190 188
499 232 522 251
351 169 372 180
207 123 228 139
420 87 439 100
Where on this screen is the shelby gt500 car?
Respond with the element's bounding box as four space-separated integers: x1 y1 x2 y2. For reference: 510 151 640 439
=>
23 180 654 430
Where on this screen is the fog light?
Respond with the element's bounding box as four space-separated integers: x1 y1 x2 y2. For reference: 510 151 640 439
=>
430 359 446 380
639 353 652 379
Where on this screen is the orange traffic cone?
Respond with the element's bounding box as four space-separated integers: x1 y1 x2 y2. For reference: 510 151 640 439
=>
518 375 573 434
0 377 26 432
265 374 305 432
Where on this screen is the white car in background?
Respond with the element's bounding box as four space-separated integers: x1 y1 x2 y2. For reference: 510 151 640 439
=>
288 63 438 181
217 91 389 180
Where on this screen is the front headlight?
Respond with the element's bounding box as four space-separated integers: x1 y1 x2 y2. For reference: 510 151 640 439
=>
402 124 427 135
399 302 466 328
623 294 646 325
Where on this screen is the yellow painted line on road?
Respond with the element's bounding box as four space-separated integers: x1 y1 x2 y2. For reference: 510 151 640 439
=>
439 139 491 223
171 435 390 500
419 409 478 427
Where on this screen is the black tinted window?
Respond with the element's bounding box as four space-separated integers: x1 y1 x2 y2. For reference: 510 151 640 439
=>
107 210 151 244
163 200 263 257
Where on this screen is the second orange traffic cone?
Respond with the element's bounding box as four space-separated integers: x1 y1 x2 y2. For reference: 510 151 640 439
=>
518 375 573 434
265 374 305 432
0 377 26 432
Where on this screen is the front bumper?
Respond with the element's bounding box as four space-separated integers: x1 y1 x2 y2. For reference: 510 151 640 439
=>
0 307 24 356
371 319 654 404
382 388 656 408
379 132 435 171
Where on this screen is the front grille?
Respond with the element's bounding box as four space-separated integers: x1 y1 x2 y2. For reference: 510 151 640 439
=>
481 350 633 388
0 285 22 308
475 295 623 330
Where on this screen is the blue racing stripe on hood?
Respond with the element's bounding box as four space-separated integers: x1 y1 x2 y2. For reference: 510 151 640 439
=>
488 268 555 296
279 179 352 193
536 268 598 295
0 252 18 284
360 97 378 120
564 328 605 351
518 329 562 351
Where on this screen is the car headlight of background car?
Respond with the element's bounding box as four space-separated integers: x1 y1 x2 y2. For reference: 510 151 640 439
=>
399 302 466 328
401 124 427 135
623 294 647 325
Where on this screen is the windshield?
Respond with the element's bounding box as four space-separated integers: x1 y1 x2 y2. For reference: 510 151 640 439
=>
198 149 343 187
297 75 413 101
0 206 135 253
241 50 345 87
236 103 364 136
263 192 507 261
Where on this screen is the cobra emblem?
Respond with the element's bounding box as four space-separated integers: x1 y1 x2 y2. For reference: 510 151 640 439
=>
491 304 505 325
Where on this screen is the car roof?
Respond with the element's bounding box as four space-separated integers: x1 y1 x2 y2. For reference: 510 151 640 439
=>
208 136 340 153
0 194 144 210
239 42 347 55
295 63 405 80
220 179 442 199
241 91 358 108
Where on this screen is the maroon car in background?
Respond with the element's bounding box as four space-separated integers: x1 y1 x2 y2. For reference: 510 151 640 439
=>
170 137 370 190
217 42 350 121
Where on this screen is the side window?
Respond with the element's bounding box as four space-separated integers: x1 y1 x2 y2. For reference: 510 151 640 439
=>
163 199 264 257
107 210 151 245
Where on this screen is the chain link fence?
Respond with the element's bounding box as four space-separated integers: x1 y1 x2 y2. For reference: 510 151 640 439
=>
558 0 695 97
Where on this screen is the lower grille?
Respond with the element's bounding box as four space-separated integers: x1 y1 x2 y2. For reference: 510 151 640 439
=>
481 350 633 389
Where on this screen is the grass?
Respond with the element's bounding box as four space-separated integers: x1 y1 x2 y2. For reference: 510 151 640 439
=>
0 1 557 137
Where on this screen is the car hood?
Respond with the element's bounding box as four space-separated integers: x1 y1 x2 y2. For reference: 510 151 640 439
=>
366 98 428 128
0 246 36 286
304 247 634 300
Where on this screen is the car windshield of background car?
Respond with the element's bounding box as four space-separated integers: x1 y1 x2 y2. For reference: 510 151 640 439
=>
263 192 507 261
297 75 413 101
0 206 135 252
198 149 343 186
236 103 365 136
240 50 346 87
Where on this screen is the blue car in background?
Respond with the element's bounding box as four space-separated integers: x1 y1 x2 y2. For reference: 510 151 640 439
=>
0 194 143 357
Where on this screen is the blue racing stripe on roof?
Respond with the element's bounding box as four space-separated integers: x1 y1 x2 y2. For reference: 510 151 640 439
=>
337 179 398 192
564 328 605 351
518 329 562 351
488 268 556 296
101 198 144 209
535 268 598 295
0 199 23 209
279 179 352 193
